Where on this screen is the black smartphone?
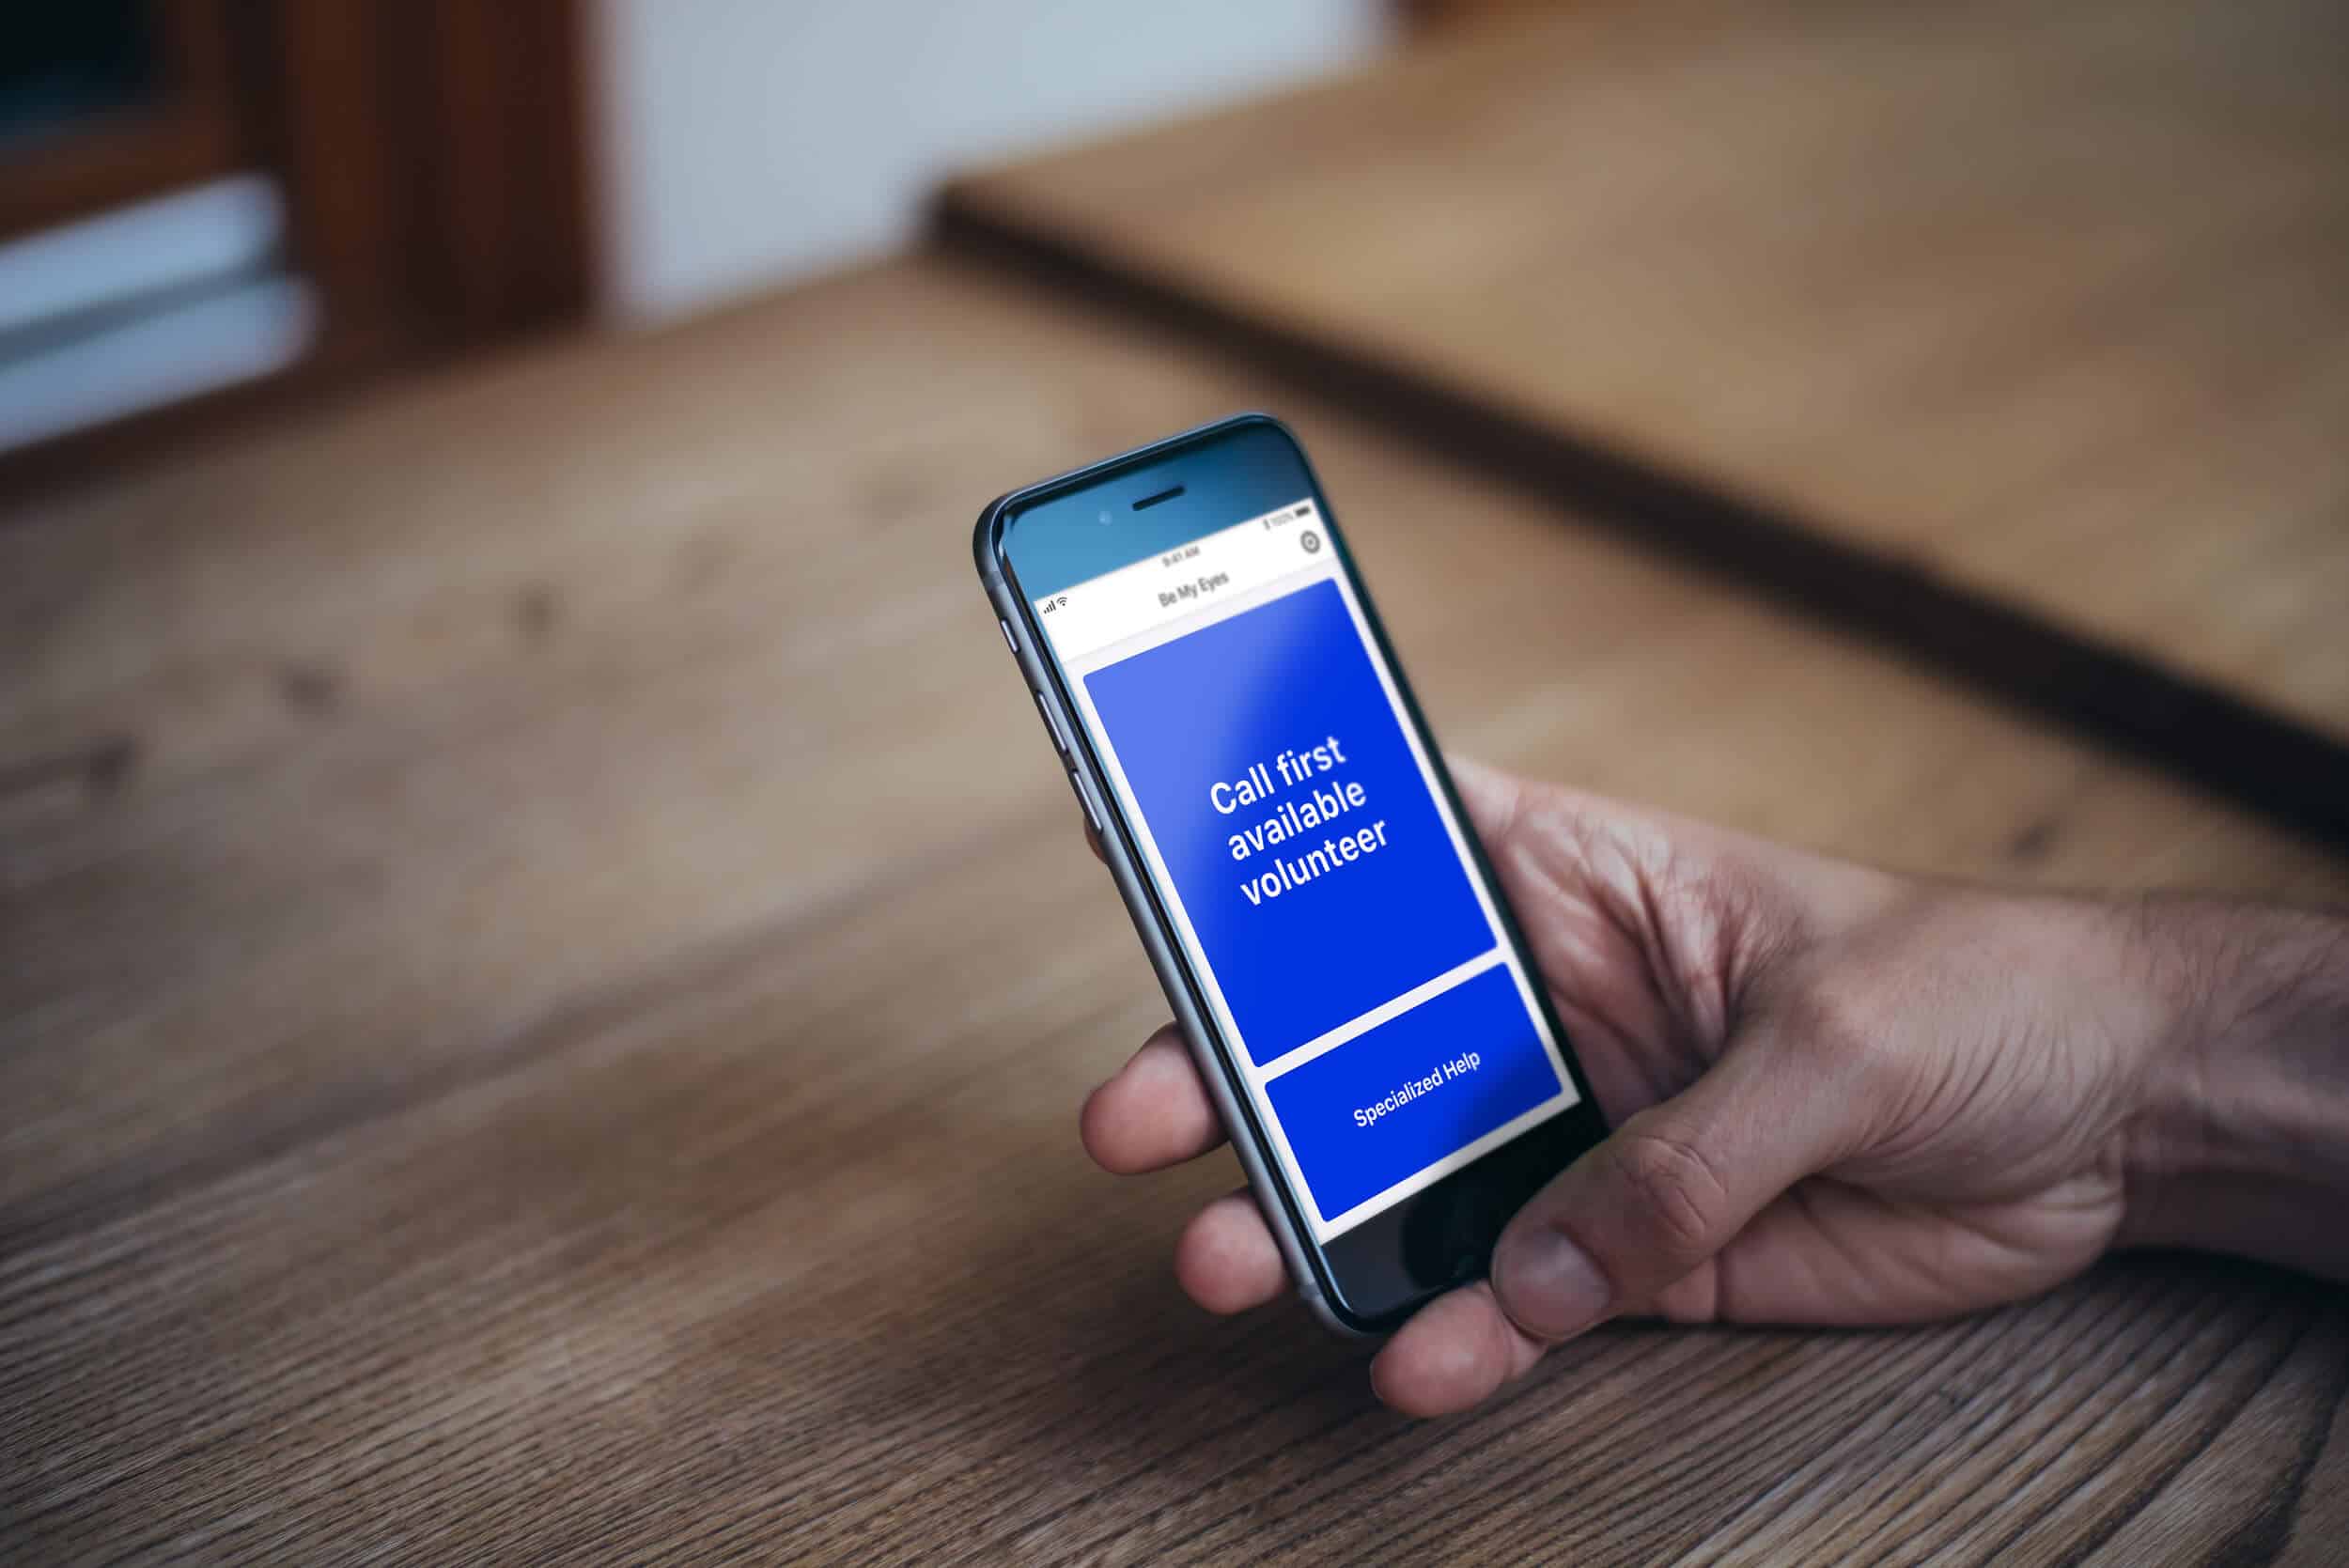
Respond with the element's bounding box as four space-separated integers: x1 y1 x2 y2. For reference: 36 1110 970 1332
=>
974 413 1606 1333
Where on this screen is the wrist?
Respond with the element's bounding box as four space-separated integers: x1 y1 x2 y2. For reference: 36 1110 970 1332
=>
2113 895 2349 1276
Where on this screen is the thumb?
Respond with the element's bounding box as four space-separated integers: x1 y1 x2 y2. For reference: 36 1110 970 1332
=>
1491 1040 1852 1341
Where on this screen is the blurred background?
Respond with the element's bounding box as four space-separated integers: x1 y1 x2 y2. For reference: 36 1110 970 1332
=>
8 1 2349 1560
0 0 1392 463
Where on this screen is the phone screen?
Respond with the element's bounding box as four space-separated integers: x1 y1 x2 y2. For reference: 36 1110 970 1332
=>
1027 495 1582 1242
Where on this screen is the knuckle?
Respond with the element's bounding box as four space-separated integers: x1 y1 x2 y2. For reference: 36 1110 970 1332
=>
1611 1124 1728 1256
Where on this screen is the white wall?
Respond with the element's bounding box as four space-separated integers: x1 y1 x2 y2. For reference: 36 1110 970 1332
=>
596 0 1387 323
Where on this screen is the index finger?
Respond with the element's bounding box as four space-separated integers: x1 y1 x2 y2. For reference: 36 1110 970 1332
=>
1080 1024 1228 1173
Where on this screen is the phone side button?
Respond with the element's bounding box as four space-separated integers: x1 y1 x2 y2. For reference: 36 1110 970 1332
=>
1066 766 1102 835
1034 692 1069 755
1000 617 1019 652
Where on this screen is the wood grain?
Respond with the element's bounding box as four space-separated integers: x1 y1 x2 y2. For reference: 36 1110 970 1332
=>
2 256 2343 1562
938 0 2349 844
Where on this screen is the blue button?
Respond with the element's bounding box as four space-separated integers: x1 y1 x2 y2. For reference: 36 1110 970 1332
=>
1082 580 1497 1065
1264 964 1564 1223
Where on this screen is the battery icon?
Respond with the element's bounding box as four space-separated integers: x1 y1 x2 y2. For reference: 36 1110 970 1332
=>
1293 505 1311 518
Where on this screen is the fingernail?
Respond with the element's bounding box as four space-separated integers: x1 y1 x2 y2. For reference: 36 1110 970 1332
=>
1496 1230 1611 1340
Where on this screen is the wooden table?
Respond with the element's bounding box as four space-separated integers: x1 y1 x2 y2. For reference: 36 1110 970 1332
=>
4 256 2344 1562
940 0 2349 844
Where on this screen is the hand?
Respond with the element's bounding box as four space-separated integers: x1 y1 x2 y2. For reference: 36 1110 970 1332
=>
1080 758 2188 1417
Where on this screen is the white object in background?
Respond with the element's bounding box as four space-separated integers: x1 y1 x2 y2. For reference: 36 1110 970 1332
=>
0 173 285 341
595 0 1389 323
0 275 318 455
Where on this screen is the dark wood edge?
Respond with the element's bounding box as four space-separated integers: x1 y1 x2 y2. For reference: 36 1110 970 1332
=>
0 108 239 241
260 0 600 353
0 0 247 241
931 183 2349 855
0 0 602 505
407 0 601 337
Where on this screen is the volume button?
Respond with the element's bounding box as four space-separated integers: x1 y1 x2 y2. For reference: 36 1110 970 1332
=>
1067 765 1103 835
1034 691 1068 755
1000 617 1019 652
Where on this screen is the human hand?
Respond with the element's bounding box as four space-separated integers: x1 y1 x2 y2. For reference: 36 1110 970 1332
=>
1080 758 2188 1417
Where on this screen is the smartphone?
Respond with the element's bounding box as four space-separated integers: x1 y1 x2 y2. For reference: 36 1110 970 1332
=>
974 413 1606 1333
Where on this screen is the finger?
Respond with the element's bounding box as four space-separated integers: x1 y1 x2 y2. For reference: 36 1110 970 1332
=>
1443 753 1524 846
1174 1190 1287 1314
1080 1024 1227 1174
1370 1282 1547 1418
1491 1040 1856 1343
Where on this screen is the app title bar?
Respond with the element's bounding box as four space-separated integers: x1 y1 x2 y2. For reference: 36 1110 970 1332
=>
1036 498 1323 662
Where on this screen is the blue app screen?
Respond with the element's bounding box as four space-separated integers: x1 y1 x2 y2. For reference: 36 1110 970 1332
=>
1087 581 1491 1063
1057 533 1577 1235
